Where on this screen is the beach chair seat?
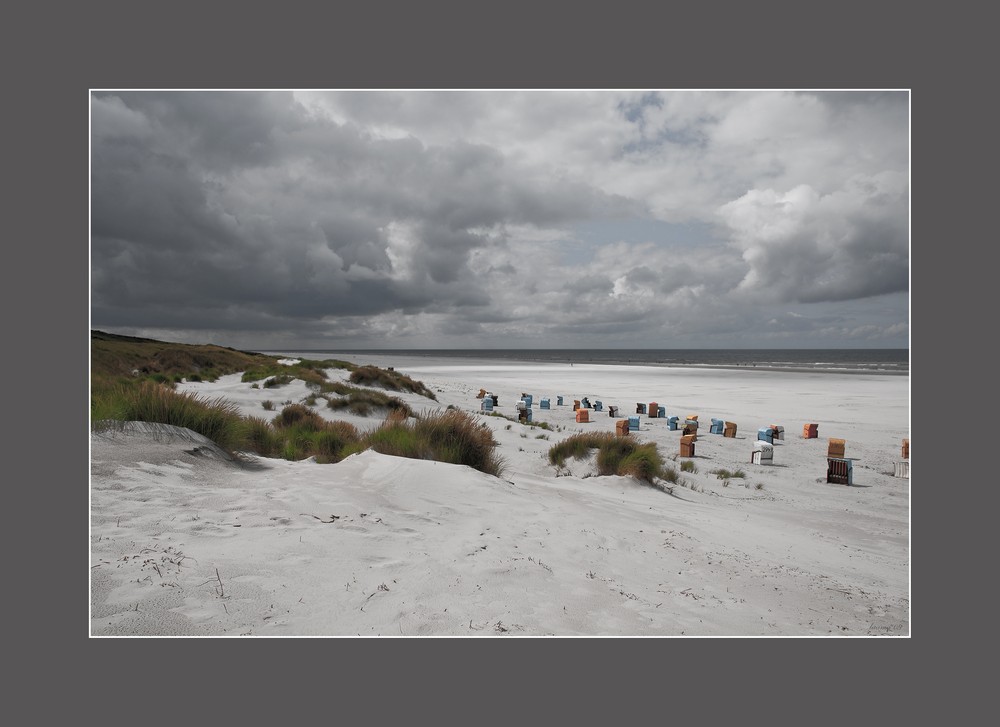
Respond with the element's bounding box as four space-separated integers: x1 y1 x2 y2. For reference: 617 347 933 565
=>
667 416 679 431
615 419 630 436
751 441 773 465
758 427 774 444
680 434 696 457
803 423 819 439
724 421 737 438
827 457 853 485
628 416 640 432
576 408 590 423
648 402 658 419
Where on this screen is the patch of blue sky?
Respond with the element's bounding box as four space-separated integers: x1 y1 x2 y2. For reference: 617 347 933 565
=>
557 217 719 266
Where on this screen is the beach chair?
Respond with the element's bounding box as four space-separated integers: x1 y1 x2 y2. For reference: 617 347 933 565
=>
827 458 853 485
573 399 581 411
581 397 591 409
648 402 658 419
682 424 698 440
803 423 819 439
657 406 665 418
751 441 774 465
576 408 590 423
557 396 564 406
594 400 603 411
519 407 533 423
894 461 910 478
770 425 785 441
522 394 533 407
667 416 679 431
724 421 737 438
758 427 774 444
491 394 498 406
709 418 724 435
902 438 909 459
477 388 487 399
540 397 550 409
480 397 493 412
636 403 646 414
608 405 619 418
628 416 640 432
827 438 846 458
615 419 630 436
680 434 696 458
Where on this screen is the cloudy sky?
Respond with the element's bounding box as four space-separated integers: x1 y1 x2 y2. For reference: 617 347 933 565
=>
90 90 909 350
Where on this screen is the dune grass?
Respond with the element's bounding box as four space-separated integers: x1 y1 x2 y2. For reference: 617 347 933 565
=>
324 387 414 418
548 432 665 484
91 379 248 456
345 409 505 477
349 365 437 400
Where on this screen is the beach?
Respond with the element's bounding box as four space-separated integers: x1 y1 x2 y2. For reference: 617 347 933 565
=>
90 354 910 636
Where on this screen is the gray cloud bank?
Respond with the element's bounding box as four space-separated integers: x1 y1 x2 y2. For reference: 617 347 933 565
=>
91 90 909 349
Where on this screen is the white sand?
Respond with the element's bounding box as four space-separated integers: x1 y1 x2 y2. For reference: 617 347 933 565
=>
90 356 909 636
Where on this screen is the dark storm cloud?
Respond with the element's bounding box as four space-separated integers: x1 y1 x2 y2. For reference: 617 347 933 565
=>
91 91 633 337
91 90 908 348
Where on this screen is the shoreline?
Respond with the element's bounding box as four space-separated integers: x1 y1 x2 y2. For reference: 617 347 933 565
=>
262 351 908 377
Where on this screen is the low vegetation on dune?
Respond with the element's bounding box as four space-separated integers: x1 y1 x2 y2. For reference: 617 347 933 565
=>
346 409 505 477
548 432 673 484
349 365 437 400
90 332 502 473
91 380 249 457
323 387 414 418
91 330 270 383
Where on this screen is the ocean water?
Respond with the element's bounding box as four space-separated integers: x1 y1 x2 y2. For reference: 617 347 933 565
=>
268 349 909 375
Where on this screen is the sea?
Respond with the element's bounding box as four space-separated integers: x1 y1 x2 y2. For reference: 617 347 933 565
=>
266 349 909 376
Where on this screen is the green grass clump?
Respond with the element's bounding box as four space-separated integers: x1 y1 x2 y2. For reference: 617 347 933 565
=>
324 387 414 418
269 405 361 462
355 409 504 477
262 374 294 388
241 416 283 458
710 468 746 480
548 432 618 467
680 460 697 473
548 432 664 484
262 400 275 411
91 380 247 456
272 404 327 431
349 365 437 400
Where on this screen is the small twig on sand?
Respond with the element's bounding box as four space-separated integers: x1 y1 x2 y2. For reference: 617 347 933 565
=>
301 513 340 524
215 568 225 598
